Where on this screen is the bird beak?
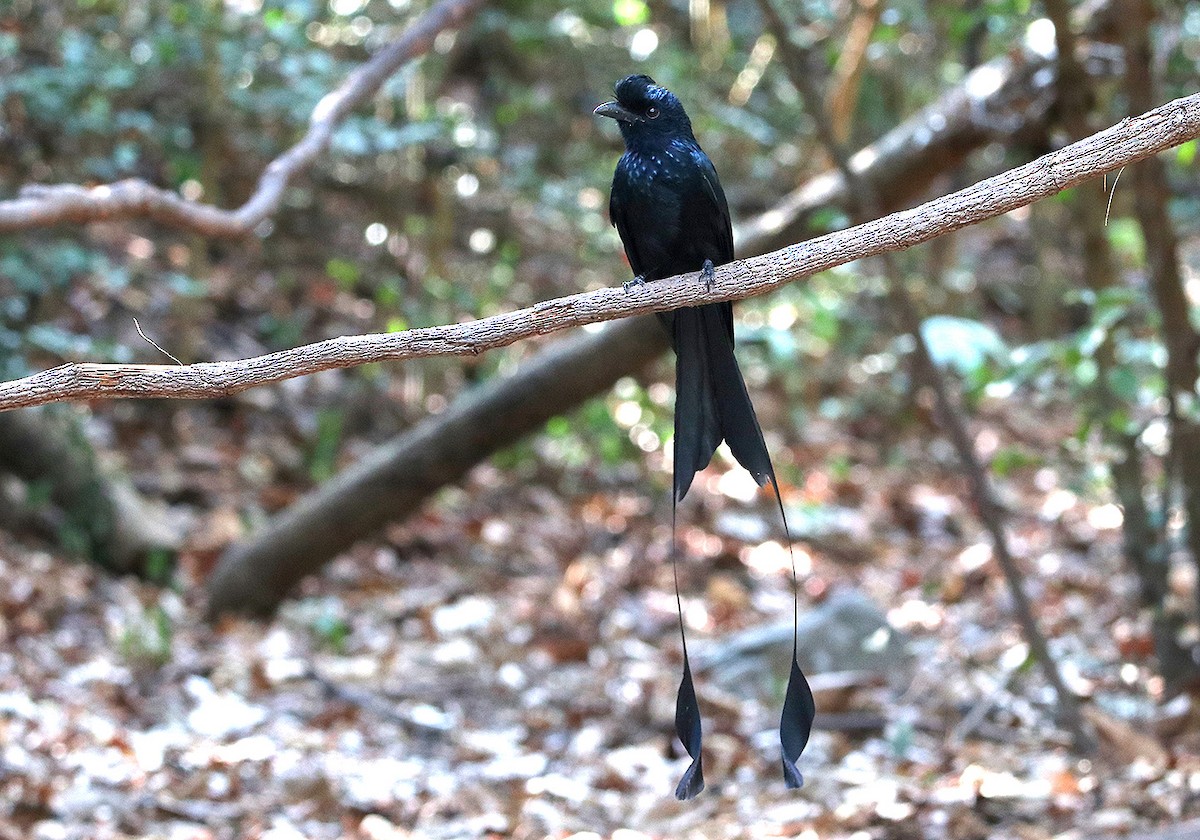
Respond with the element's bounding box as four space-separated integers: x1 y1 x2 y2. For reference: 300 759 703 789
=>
594 100 639 123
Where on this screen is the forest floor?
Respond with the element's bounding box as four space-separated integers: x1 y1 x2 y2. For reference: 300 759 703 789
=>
2 384 1200 840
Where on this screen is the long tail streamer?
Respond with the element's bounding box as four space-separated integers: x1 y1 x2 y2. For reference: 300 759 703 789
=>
771 486 815 788
670 502 705 800
667 303 815 797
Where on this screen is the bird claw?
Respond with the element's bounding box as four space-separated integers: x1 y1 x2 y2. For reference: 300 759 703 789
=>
700 259 715 291
623 275 646 293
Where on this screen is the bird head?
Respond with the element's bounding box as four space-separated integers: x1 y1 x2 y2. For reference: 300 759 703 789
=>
594 74 694 145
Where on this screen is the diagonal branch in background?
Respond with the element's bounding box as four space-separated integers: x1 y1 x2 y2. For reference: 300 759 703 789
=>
738 37 1065 254
2 89 1200 413
0 408 178 573
204 316 667 616
759 0 1093 751
203 44 1090 616
0 0 487 236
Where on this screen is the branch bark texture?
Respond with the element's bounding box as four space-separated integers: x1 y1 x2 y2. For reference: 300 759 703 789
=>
3 90 1199 413
0 0 486 235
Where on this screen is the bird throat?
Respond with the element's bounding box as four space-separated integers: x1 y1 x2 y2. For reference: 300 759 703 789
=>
620 140 694 185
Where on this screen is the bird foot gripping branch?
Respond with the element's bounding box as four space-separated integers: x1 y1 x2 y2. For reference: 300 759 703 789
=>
596 74 816 799
622 274 647 293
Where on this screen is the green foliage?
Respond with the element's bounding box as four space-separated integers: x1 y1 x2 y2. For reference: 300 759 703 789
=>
143 548 176 586
979 284 1164 442
1178 140 1197 167
990 445 1043 478
117 602 174 667
921 315 1007 377
0 238 134 377
308 408 345 483
1105 218 1145 264
310 611 351 653
888 718 915 760
325 257 361 289
611 0 649 27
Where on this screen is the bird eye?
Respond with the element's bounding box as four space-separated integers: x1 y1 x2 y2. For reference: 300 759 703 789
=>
646 106 660 119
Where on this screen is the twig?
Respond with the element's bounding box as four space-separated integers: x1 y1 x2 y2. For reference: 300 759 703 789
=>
133 318 184 366
301 666 454 736
950 657 1024 745
0 0 487 235
1103 166 1124 225
757 0 1094 751
0 90 1198 413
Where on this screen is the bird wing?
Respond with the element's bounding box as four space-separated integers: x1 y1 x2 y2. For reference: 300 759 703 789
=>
686 149 736 344
609 164 652 279
691 149 735 266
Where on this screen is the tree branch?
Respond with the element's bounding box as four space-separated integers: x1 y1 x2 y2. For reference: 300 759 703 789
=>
0 407 178 573
0 91 1198 412
0 0 486 236
737 41 1065 253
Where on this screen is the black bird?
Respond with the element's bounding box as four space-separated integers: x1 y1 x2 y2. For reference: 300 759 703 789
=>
596 74 815 799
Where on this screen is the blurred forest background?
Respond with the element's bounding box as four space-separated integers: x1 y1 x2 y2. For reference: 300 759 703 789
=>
2 0 1200 837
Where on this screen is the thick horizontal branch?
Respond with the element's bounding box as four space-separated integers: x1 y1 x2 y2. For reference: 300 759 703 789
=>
0 0 485 236
2 90 1198 412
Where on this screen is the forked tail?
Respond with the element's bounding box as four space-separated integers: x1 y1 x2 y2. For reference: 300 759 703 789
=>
666 302 815 797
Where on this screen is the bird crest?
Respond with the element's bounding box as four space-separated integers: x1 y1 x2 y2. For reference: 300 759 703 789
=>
598 74 694 140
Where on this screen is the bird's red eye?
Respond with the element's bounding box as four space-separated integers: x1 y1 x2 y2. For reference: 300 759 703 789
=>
646 106 660 119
